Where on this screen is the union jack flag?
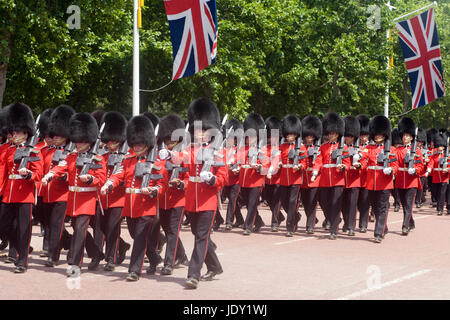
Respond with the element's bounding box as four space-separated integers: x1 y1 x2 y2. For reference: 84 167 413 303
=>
396 8 445 109
164 0 218 80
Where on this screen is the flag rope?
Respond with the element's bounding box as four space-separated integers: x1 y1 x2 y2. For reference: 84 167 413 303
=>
140 79 174 92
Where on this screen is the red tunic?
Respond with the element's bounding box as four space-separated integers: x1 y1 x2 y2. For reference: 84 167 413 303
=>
278 143 307 186
41 146 70 203
364 144 399 191
160 151 189 210
225 146 241 186
264 145 281 185
395 145 424 189
300 145 320 188
237 145 269 188
312 142 351 188
427 152 449 183
344 145 368 189
0 143 13 195
100 152 126 209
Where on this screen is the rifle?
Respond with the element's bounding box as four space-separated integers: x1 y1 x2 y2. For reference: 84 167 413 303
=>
439 137 450 170
404 128 421 169
76 123 105 175
107 140 129 174
376 137 397 169
288 134 307 167
228 130 245 171
248 133 267 168
331 135 346 165
134 124 163 189
164 123 190 183
13 114 41 170
343 138 361 166
51 142 75 164
307 138 321 163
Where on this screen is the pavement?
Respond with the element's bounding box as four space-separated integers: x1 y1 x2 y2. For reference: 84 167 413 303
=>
1 198 450 300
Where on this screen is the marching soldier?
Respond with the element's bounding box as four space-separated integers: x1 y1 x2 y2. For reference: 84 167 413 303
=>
365 115 398 243
184 98 225 289
41 105 75 267
42 112 106 277
238 113 268 235
101 115 168 281
299 115 322 234
425 132 449 215
426 128 439 207
395 117 424 235
0 103 43 273
356 114 371 233
157 113 189 275
415 128 428 208
342 116 366 236
391 128 403 212
277 115 306 237
311 112 350 240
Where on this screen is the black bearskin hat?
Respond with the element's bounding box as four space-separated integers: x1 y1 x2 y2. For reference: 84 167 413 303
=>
224 118 243 132
48 105 76 138
158 114 186 142
187 98 221 133
398 117 416 139
302 115 322 140
69 113 99 143
244 113 265 139
5 102 36 137
322 112 345 137
356 114 370 136
434 132 448 148
391 128 402 146
143 112 160 128
0 106 8 140
100 111 127 143
127 115 155 148
91 110 105 128
281 114 302 137
416 128 427 143
344 115 361 138
369 115 391 141
426 128 438 144
265 116 281 138
37 108 54 138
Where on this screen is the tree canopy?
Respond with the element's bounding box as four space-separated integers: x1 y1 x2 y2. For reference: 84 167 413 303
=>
1 0 448 129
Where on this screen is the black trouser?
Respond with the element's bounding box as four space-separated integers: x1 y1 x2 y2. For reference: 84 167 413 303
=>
35 197 50 252
369 190 391 237
300 187 319 230
96 207 124 264
431 181 438 203
415 177 427 204
222 184 243 225
0 202 16 256
160 207 186 268
279 185 301 233
241 187 263 231
319 187 344 235
398 188 417 229
342 188 359 232
0 203 33 268
187 210 222 280
68 214 92 267
358 187 370 229
47 201 68 262
435 183 448 212
126 215 154 274
263 184 283 226
392 187 400 208
146 214 162 266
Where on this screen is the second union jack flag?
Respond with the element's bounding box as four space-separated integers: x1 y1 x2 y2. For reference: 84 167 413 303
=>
396 8 445 109
164 0 218 80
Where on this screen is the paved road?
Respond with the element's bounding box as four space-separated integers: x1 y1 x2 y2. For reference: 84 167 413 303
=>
1 199 450 300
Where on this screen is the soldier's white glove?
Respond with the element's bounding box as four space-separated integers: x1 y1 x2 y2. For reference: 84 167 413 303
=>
352 154 361 164
158 149 171 160
41 172 55 186
408 168 416 175
383 167 393 175
310 170 319 182
200 171 213 183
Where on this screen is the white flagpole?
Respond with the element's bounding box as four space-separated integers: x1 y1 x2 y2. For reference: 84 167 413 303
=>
133 0 140 116
393 1 437 23
385 1 396 118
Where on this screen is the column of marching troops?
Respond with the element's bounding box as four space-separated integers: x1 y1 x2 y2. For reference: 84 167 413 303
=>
0 98 449 290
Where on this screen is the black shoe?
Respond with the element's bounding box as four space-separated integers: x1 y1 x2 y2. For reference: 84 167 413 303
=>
174 254 189 268
104 262 115 272
252 221 264 233
271 224 278 232
88 256 102 271
416 203 421 208
14 266 27 273
160 265 173 275
409 224 415 230
402 227 409 235
359 227 367 233
117 241 131 266
66 265 80 277
329 233 337 240
348 229 355 236
225 224 232 230
146 264 157 275
29 246 34 254
374 235 382 243
0 240 9 251
438 211 443 216
243 229 251 236
40 250 49 258
126 272 139 281
4 257 16 264
185 277 199 289
45 258 56 267
285 231 293 237
200 269 223 281
306 227 314 234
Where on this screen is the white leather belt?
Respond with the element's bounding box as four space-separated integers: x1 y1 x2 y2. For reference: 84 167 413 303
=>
323 164 337 168
306 168 313 172
282 164 294 168
240 165 252 169
69 186 97 192
8 174 26 180
368 166 384 170
125 188 142 194
433 168 447 172
189 176 202 183
398 168 409 172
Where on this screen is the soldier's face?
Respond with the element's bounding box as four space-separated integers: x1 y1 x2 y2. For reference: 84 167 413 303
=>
106 141 120 152
164 138 178 150
328 132 338 142
286 134 296 143
374 134 385 144
417 141 424 148
11 131 28 145
132 143 148 156
53 136 66 147
402 133 413 145
194 129 208 144
44 136 53 146
76 142 91 153
438 146 445 152
304 136 315 145
344 136 355 145
360 135 369 143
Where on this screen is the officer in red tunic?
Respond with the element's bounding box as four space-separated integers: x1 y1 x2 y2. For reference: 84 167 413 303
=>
40 105 75 267
426 128 439 207
299 115 322 234
101 115 168 281
342 116 367 236
42 112 106 277
0 103 43 273
0 107 12 252
415 128 428 208
425 132 449 215
184 98 226 289
365 115 398 243
356 114 371 233
238 113 268 236
223 118 245 230
157 113 189 275
312 112 350 240
391 128 403 212
396 117 425 235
